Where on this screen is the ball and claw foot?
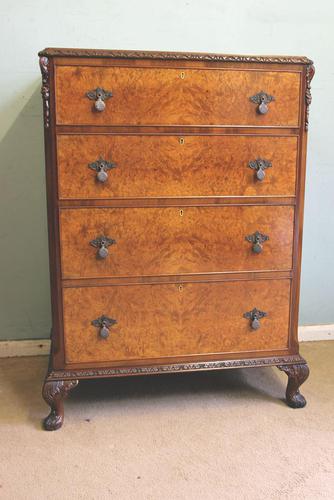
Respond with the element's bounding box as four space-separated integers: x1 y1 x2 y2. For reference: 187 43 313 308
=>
277 363 309 408
44 409 63 431
42 379 79 430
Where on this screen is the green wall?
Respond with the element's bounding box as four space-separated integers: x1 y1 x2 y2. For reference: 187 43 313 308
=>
0 0 333 340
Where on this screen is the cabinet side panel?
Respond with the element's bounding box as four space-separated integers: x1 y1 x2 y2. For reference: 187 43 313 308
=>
40 55 65 369
289 64 313 351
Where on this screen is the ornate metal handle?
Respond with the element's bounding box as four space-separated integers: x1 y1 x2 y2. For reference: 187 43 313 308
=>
88 157 117 183
243 308 267 330
246 231 269 254
248 158 272 181
90 236 116 259
86 87 113 112
91 315 117 339
250 91 275 115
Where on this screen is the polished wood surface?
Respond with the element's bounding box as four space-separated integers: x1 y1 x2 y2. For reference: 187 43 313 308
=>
63 279 291 364
57 134 298 199
55 66 301 126
40 50 313 428
60 206 294 278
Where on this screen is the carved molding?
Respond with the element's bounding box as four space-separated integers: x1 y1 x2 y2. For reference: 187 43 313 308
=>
38 48 313 66
277 362 309 408
42 379 78 405
42 379 79 430
305 64 315 131
39 56 50 128
47 355 306 380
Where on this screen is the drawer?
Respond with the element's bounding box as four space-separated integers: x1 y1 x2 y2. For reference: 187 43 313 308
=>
55 66 301 126
63 279 291 364
60 206 294 278
57 135 298 199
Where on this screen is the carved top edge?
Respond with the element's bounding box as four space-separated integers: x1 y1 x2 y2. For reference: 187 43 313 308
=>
38 48 313 65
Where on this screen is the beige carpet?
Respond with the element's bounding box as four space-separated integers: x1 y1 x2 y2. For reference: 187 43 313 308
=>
0 342 333 500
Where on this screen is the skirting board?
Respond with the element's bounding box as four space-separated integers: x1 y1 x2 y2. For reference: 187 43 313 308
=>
0 325 333 358
0 340 51 358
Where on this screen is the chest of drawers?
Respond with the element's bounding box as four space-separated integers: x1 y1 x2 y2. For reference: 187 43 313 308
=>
39 48 314 430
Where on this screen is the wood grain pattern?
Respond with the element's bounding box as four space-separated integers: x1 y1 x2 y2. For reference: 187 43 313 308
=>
40 49 313 427
57 135 298 199
60 206 294 278
63 279 291 364
55 66 301 126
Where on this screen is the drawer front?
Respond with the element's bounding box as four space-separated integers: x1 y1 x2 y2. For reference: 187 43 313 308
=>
57 135 298 199
55 66 301 126
60 206 294 278
63 279 291 364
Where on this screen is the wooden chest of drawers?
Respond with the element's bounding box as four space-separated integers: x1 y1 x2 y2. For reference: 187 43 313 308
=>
39 48 314 430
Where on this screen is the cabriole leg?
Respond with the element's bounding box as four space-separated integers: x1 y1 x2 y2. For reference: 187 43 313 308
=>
42 379 79 430
277 363 309 408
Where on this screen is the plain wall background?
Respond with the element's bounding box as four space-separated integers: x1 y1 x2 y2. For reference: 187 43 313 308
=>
0 0 333 340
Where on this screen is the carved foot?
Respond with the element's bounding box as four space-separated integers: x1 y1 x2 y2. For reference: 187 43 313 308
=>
278 363 309 408
42 379 79 430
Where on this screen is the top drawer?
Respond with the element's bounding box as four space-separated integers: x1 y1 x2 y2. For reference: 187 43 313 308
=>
55 66 301 127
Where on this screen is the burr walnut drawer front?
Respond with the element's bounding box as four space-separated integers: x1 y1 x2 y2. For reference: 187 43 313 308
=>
57 135 298 199
55 66 301 126
60 206 294 278
63 279 291 364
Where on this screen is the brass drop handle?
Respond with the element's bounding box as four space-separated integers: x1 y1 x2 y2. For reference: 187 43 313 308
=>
90 236 116 259
248 158 272 181
91 315 117 339
88 157 117 183
250 91 275 115
86 87 113 112
243 308 267 330
246 231 269 254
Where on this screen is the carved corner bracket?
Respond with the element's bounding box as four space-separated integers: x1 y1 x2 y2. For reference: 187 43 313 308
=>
305 63 315 131
39 56 50 128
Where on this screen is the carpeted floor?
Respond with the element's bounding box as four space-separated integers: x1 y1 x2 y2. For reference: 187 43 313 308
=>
0 342 333 500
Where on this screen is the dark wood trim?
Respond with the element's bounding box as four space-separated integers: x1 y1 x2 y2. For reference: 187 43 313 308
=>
59 197 296 208
62 270 292 288
40 57 65 370
56 123 301 130
46 354 306 381
39 48 312 65
56 126 300 135
289 64 310 352
53 57 305 73
54 60 304 73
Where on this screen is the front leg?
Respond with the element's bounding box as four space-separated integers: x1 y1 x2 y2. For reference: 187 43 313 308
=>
42 379 79 430
277 363 309 408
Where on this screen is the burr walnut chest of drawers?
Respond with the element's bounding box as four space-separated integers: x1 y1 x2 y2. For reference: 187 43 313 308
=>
39 48 314 430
